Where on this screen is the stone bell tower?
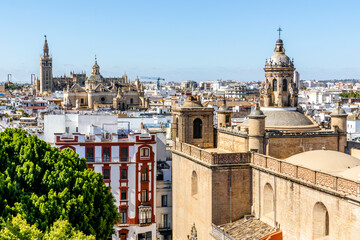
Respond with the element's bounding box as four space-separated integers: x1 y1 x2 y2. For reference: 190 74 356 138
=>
40 35 53 93
260 29 298 108
172 96 214 148
217 98 232 128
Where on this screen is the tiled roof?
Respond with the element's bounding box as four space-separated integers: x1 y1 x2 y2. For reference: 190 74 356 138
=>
220 217 275 240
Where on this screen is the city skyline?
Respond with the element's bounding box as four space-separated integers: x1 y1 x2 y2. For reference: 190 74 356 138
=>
1 0 360 83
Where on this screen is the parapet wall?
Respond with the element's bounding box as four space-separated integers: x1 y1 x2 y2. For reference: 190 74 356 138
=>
173 141 251 166
252 153 359 199
173 141 359 199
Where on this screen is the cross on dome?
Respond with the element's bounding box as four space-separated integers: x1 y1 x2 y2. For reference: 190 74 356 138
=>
277 27 282 39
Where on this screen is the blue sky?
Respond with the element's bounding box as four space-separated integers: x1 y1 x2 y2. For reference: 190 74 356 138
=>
0 0 360 83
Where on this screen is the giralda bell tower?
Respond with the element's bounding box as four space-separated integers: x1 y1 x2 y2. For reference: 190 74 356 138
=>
40 35 53 93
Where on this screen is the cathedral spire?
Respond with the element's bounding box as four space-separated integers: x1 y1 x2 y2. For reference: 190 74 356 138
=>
43 35 49 57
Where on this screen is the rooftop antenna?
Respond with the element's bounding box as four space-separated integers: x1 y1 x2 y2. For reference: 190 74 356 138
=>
277 27 282 39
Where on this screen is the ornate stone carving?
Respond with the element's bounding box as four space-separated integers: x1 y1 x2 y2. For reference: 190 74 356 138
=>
187 223 198 240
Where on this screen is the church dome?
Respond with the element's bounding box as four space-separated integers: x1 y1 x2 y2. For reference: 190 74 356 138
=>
218 104 230 112
87 57 104 83
266 39 294 67
331 102 346 116
87 74 104 83
181 96 203 108
269 54 291 66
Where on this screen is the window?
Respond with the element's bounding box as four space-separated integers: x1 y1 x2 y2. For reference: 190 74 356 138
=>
191 171 198 196
103 168 110 180
121 190 127 200
103 147 110 162
139 208 152 225
65 127 69 133
101 97 105 102
313 202 329 239
273 79 277 91
120 147 128 162
226 115 230 124
193 118 202 139
138 231 152 240
80 98 84 104
140 148 150 157
162 214 168 229
175 117 179 137
86 147 94 162
142 168 148 181
130 98 133 104
120 209 127 224
161 195 168 207
282 79 287 91
142 190 148 202
121 169 127 180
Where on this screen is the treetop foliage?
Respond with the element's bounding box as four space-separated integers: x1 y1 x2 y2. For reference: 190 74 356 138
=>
0 128 118 239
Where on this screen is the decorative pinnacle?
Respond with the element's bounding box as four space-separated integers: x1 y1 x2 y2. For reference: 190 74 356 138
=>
44 35 47 40
277 27 282 39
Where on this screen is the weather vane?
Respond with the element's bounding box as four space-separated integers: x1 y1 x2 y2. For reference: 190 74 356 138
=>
277 27 282 39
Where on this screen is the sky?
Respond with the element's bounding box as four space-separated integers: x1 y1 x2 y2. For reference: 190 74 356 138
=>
1 0 360 83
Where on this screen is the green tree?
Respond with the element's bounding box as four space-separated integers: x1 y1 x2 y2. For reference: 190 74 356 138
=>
0 129 118 239
0 214 43 240
44 219 95 240
0 214 95 240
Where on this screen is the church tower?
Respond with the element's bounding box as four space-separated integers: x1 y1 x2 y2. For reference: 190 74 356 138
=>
172 96 214 148
260 29 298 107
40 35 53 93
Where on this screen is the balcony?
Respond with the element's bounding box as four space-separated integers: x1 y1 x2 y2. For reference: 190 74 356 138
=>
138 205 152 225
139 218 152 225
158 223 171 231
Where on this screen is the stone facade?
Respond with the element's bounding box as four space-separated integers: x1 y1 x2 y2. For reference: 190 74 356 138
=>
251 153 360 240
62 59 147 110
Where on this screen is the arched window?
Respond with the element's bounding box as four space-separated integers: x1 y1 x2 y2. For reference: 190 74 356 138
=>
140 147 150 158
193 118 202 139
273 79 277 91
282 79 287 91
175 117 179 138
313 202 329 239
226 115 230 124
263 183 274 222
191 171 198 196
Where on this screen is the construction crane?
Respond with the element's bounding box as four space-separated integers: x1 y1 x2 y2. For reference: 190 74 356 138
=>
140 76 165 90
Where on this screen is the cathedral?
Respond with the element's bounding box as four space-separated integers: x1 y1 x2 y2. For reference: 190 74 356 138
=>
34 36 148 110
171 36 359 239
